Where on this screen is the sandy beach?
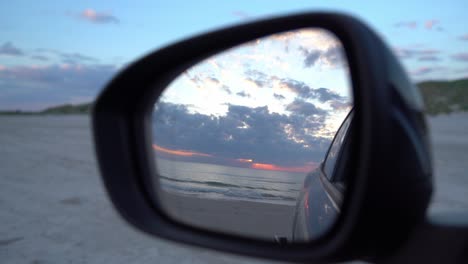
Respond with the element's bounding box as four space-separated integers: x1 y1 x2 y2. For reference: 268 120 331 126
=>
160 191 296 241
0 116 286 264
1 113 467 263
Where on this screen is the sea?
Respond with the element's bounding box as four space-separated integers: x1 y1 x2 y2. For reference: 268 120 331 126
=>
155 158 307 205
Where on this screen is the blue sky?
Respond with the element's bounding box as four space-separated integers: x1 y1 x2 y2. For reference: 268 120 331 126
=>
0 0 467 110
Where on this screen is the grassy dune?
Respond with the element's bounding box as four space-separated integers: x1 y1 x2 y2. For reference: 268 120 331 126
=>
418 79 468 115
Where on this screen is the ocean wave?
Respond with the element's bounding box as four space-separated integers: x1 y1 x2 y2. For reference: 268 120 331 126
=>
159 178 298 204
159 174 300 193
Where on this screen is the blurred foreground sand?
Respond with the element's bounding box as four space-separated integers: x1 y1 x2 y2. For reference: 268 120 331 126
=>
1 114 467 263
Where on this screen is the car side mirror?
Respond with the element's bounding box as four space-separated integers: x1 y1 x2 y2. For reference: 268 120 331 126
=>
92 12 432 263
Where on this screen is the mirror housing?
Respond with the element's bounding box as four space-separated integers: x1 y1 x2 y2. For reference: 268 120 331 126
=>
92 12 432 262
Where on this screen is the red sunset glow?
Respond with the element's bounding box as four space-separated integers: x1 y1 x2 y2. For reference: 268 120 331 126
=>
153 144 316 173
152 144 212 157
251 162 316 173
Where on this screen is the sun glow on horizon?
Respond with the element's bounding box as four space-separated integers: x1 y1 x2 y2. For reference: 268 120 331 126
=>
250 162 317 173
153 144 316 173
152 144 212 157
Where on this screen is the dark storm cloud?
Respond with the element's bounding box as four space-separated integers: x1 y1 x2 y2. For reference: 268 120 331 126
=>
152 102 332 166
0 42 23 56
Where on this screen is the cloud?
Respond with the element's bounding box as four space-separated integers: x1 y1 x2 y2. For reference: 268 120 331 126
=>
451 53 468 62
244 70 270 88
458 34 468 41
425 20 439 30
273 93 285 100
0 42 23 56
418 56 441 61
394 47 441 60
221 85 232 94
30 55 49 61
395 21 418 29
242 70 349 106
153 102 333 167
329 100 351 111
236 91 251 98
34 49 99 64
299 45 346 68
410 66 446 76
395 20 444 31
60 52 98 64
232 11 250 19
322 46 345 66
207 76 219 84
279 78 344 102
79 9 119 24
299 48 321 67
286 99 326 116
0 63 118 110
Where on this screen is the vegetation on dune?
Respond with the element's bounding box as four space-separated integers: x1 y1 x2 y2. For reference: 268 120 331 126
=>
418 78 468 115
40 103 92 114
0 103 92 115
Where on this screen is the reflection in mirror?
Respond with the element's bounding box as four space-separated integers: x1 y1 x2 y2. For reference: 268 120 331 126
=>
151 28 353 243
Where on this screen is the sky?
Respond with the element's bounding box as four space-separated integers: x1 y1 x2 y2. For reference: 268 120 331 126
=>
0 0 467 110
152 29 352 171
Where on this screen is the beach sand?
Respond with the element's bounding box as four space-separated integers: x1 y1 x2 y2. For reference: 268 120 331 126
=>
1 113 468 263
159 190 296 241
0 116 287 264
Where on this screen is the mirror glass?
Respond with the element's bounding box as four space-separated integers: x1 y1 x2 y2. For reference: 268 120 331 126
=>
151 28 353 243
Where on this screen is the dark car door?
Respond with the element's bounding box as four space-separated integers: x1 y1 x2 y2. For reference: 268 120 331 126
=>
292 110 354 241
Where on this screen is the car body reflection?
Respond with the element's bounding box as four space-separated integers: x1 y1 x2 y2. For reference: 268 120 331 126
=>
292 109 353 241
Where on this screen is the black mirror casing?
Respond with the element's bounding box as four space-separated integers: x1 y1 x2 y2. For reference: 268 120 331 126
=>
92 12 432 263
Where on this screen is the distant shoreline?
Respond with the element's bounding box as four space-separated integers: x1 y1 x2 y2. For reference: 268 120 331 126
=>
1 78 466 116
0 102 92 115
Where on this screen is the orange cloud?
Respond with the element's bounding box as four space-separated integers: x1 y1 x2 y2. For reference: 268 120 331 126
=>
236 158 253 163
80 9 119 24
152 144 211 157
425 20 439 30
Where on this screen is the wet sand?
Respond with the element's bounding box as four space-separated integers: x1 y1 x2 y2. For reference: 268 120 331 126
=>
160 191 296 241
